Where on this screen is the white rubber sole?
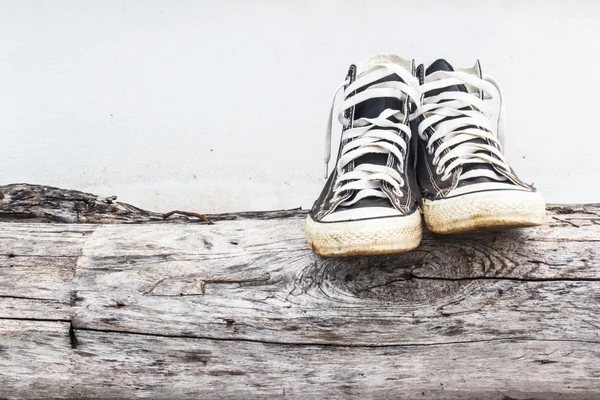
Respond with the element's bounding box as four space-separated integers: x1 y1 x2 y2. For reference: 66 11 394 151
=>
423 190 546 234
305 211 422 257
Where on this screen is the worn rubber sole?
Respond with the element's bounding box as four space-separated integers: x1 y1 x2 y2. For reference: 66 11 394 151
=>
423 190 546 234
305 211 422 257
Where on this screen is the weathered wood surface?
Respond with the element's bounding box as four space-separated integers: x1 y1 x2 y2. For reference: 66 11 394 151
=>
0 185 599 399
0 183 302 223
2 320 598 400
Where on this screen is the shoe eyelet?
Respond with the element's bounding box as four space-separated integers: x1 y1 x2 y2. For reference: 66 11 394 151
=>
392 179 405 197
393 188 404 198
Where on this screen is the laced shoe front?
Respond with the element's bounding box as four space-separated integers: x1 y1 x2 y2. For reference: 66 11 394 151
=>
305 54 422 257
415 59 546 233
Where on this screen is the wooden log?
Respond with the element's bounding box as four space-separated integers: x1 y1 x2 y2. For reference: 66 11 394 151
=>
2 320 598 400
0 184 599 399
0 183 302 223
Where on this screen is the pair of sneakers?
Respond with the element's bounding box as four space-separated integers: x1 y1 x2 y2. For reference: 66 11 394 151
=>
305 54 546 257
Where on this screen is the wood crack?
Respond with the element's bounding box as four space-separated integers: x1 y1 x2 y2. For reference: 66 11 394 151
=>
0 316 71 323
411 275 600 283
67 325 600 348
0 254 77 258
0 294 63 302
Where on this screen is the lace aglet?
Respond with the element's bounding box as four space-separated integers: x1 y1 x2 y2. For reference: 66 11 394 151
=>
324 162 329 179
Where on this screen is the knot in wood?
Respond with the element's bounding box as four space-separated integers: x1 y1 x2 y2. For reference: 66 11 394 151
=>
309 251 469 305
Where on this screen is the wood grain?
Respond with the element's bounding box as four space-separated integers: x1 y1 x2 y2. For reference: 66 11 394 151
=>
69 218 600 346
1 320 598 400
0 185 599 398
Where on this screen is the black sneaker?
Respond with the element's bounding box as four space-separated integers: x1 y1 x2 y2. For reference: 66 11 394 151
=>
415 59 545 234
305 54 422 257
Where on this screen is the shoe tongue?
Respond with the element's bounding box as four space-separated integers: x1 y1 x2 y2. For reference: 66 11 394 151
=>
352 54 411 120
353 75 404 120
425 59 483 96
426 58 455 75
424 59 466 97
355 54 413 76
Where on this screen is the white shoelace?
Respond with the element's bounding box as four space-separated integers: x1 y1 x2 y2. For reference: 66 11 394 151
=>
324 63 420 206
417 71 509 182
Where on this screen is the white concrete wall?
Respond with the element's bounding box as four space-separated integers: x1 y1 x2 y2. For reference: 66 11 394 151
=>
1 0 598 212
